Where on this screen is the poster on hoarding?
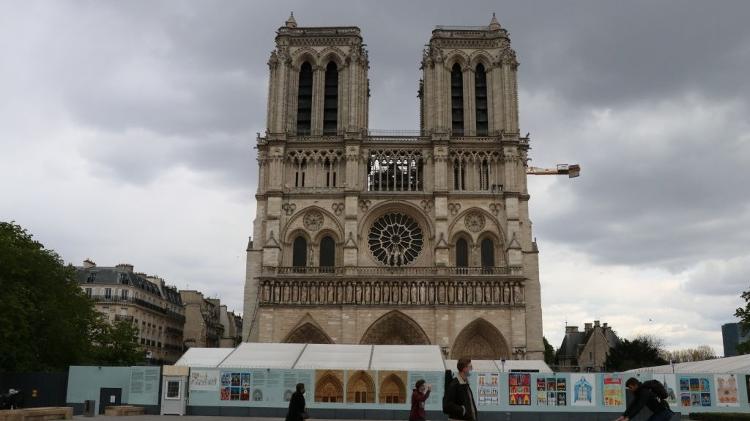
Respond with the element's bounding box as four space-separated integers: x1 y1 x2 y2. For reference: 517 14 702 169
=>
535 376 566 406
190 369 220 391
715 374 739 407
570 374 595 406
603 376 623 407
477 373 499 406
508 373 531 405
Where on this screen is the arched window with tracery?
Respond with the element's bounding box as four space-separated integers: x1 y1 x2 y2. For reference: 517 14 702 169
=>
481 237 495 272
451 63 464 135
296 62 313 135
319 236 335 270
293 236 308 270
323 61 338 134
475 63 488 135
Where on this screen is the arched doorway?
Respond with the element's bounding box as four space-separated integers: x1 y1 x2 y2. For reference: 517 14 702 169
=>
346 371 375 403
315 372 343 403
379 373 406 404
284 322 333 344
450 318 510 360
359 310 430 345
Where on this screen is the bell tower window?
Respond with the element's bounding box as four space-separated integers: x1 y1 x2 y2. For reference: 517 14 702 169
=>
475 63 488 136
297 62 313 135
323 62 338 134
451 63 464 135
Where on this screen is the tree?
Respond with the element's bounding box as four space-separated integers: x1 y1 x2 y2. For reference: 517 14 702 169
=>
543 337 556 365
662 345 716 363
88 317 143 366
605 335 668 372
0 221 143 372
735 288 750 355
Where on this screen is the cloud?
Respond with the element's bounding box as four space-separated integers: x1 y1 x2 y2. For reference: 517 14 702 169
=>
2 0 750 349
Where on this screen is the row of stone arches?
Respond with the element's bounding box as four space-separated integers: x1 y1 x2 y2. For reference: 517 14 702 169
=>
314 370 406 404
282 310 511 359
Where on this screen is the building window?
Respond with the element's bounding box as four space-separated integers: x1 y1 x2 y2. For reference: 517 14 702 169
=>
319 236 336 270
166 381 180 399
121 289 128 300
481 238 495 270
294 157 307 187
475 63 488 136
456 238 469 268
453 159 466 191
479 159 490 191
104 288 112 299
86 272 96 283
367 150 423 192
292 236 308 269
324 158 337 187
84 288 92 298
323 61 338 134
451 63 464 135
296 62 313 135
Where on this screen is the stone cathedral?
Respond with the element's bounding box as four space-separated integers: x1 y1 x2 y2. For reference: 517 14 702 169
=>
242 13 544 360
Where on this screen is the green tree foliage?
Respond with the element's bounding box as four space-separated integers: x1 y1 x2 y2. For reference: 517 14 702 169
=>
0 221 143 372
543 337 556 365
735 288 750 355
605 335 668 372
88 317 143 366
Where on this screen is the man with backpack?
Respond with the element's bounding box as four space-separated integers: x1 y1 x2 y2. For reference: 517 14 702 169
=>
615 378 675 421
442 358 478 421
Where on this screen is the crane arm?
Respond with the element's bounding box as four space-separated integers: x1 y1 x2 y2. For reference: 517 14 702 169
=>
526 164 581 178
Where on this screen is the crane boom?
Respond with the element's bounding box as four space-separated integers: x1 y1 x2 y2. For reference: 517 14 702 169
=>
526 164 581 178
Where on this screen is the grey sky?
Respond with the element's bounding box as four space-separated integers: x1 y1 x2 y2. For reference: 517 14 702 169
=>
1 0 749 354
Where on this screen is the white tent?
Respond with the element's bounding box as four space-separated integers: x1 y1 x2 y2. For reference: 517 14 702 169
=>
295 344 373 370
370 345 445 371
626 354 750 374
443 359 553 373
218 342 305 369
175 347 234 367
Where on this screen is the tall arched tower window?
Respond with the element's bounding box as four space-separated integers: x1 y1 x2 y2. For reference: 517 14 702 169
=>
481 238 495 270
479 159 490 191
456 238 469 268
319 236 335 269
323 61 338 134
293 236 308 269
475 63 488 135
451 63 464 135
297 62 313 135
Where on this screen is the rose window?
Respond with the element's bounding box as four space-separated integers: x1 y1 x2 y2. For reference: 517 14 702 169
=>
368 213 423 266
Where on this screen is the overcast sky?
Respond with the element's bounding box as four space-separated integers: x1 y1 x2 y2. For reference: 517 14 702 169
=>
2 0 749 354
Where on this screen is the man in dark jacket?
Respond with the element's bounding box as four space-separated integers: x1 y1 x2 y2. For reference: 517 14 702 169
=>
615 378 674 421
285 383 308 421
443 358 477 421
410 379 431 421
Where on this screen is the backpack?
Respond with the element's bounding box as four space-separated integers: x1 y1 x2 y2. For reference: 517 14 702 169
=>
442 370 454 414
642 379 669 400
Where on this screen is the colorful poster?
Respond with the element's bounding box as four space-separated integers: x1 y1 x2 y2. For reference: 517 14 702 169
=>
477 373 499 406
190 369 219 391
651 374 678 406
679 376 711 407
603 376 623 407
508 373 531 406
535 376 566 406
571 374 595 406
715 374 739 407
220 371 251 401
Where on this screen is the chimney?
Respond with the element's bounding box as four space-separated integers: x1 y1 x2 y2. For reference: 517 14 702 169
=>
565 325 579 334
603 322 608 330
116 263 134 273
83 259 96 269
594 320 600 328
584 323 593 333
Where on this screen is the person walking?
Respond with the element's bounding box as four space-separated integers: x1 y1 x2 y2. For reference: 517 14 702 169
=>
409 379 431 421
442 358 478 421
615 378 674 421
285 383 308 421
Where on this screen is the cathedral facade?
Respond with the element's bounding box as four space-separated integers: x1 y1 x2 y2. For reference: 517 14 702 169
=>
242 14 544 360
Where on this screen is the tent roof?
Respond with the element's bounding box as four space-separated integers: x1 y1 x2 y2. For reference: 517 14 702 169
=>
370 345 444 371
626 354 750 374
175 347 233 367
218 342 305 369
294 344 373 370
444 359 553 373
